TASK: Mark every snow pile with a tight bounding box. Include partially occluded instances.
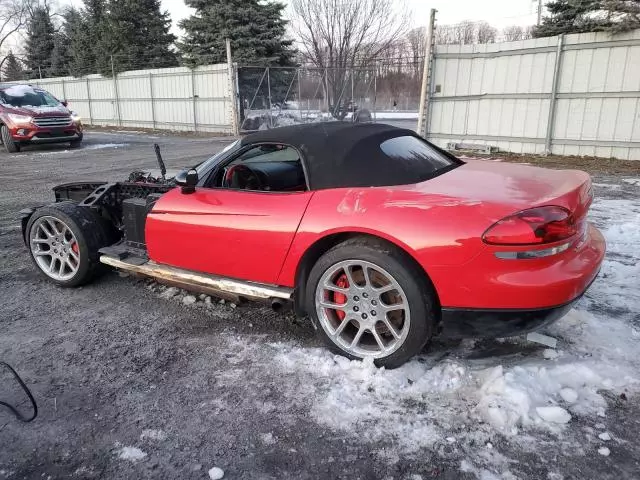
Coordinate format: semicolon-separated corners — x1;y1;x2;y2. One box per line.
4;85;36;97
266;197;640;462
116;446;147;461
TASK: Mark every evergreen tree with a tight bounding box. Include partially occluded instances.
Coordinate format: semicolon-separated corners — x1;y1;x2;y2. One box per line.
603;0;640;32
49;33;71;77
533;0;613;37
179;0;296;111
65;6;94;77
97;0;179;75
179;0;295;66
3;51;24;81
25;5;55;78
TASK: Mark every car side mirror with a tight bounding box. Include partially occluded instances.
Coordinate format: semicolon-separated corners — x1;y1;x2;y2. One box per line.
175;168;198;194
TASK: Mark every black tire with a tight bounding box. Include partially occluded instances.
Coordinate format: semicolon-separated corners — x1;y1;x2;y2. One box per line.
306;237;436;369
25;201;114;287
69;134;83;148
1;125;20;153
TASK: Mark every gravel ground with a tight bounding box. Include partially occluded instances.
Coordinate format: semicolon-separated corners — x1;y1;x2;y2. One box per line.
1;131;639;480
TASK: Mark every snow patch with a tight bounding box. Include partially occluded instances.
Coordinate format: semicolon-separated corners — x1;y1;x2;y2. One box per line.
622;178;640;186
140;429;167;441
82;143;128;150
598;447;611;456
4;85;36;97
208;466;224;479
598;432;611;441
535;406;572;424
116;446;147;461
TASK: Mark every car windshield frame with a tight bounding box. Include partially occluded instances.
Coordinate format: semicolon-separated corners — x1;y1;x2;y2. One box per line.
195;139;241;175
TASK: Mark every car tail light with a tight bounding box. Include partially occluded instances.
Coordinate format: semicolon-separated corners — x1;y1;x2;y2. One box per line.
483;206;577;246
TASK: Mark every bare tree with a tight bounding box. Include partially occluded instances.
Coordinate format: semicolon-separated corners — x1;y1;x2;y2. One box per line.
290;0;409;118
502;25;534;41
0;0;35;76
476;21;497;44
406;27;425;76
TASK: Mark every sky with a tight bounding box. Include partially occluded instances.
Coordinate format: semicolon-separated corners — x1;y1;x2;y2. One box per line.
97;0;541;36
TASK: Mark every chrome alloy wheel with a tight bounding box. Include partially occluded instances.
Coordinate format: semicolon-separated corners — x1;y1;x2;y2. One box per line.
29;216;80;281
315;260;411;358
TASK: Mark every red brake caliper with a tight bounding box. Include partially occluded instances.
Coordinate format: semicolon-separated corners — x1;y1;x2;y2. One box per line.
332;274;349;321
71;243;79;254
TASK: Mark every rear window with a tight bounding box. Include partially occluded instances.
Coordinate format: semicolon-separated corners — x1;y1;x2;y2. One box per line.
380;135;458;176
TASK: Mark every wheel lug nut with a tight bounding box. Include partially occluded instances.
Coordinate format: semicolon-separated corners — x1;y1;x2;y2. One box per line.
361;313;368;319
371;311;377;316
353;306;359;312
353;296;359;301
363;292;368;298
371;300;377;306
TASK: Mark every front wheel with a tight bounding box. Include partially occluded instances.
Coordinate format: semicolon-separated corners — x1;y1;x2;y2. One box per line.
1;125;20;153
69;134;83;148
26;202;114;287
306;238;436;369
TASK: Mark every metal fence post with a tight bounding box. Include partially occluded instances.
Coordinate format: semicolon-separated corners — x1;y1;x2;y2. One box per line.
297;68;302;122
86;77;93;124
110;56;122;127
266;66;272;128
545;34;565;155
226;38;239;136
417;8;437;137
61;78;67;102
149;73;156;129
191;69;198;132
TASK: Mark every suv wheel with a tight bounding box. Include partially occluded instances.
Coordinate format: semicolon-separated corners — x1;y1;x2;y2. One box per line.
306;237;436;368
69;134;83;148
1;125;20;153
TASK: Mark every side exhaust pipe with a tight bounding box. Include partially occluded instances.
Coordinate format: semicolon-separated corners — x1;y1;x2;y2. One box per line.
271;298;292;313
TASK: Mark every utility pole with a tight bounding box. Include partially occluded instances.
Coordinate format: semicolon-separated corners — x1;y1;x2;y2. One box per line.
417;8;436;138
225;38;239;136
536;0;543;25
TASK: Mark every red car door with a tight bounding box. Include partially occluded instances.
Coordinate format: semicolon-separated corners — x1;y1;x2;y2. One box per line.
145;188;313;285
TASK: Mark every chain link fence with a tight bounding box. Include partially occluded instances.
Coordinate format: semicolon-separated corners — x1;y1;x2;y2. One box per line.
237;65;422;132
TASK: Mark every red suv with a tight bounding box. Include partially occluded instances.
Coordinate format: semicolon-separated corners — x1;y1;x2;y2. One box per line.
0;84;83;153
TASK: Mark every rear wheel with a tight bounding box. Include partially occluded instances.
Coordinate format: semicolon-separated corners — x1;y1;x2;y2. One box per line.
306;238;436;368
1;125;20;153
26;202;113;287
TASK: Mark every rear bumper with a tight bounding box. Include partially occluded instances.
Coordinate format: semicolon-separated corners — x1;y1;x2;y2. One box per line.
436;223;605;338
439;271;597;338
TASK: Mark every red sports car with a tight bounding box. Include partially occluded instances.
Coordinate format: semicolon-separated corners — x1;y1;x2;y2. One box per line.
20;123;605;368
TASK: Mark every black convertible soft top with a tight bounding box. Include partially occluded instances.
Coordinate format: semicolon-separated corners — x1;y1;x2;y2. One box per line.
241;122;458;190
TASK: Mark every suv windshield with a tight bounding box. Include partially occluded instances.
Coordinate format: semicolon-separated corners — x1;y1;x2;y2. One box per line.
1;86;60;108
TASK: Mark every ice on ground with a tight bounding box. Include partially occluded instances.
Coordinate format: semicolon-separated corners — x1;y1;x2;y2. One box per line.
598;432;611;441
535;406;572;424
140;429;167;441
82;143;128;150
622;178;640;186
260;432;276;445
4;85;36;97
208;466;224;479
116;446;147;461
